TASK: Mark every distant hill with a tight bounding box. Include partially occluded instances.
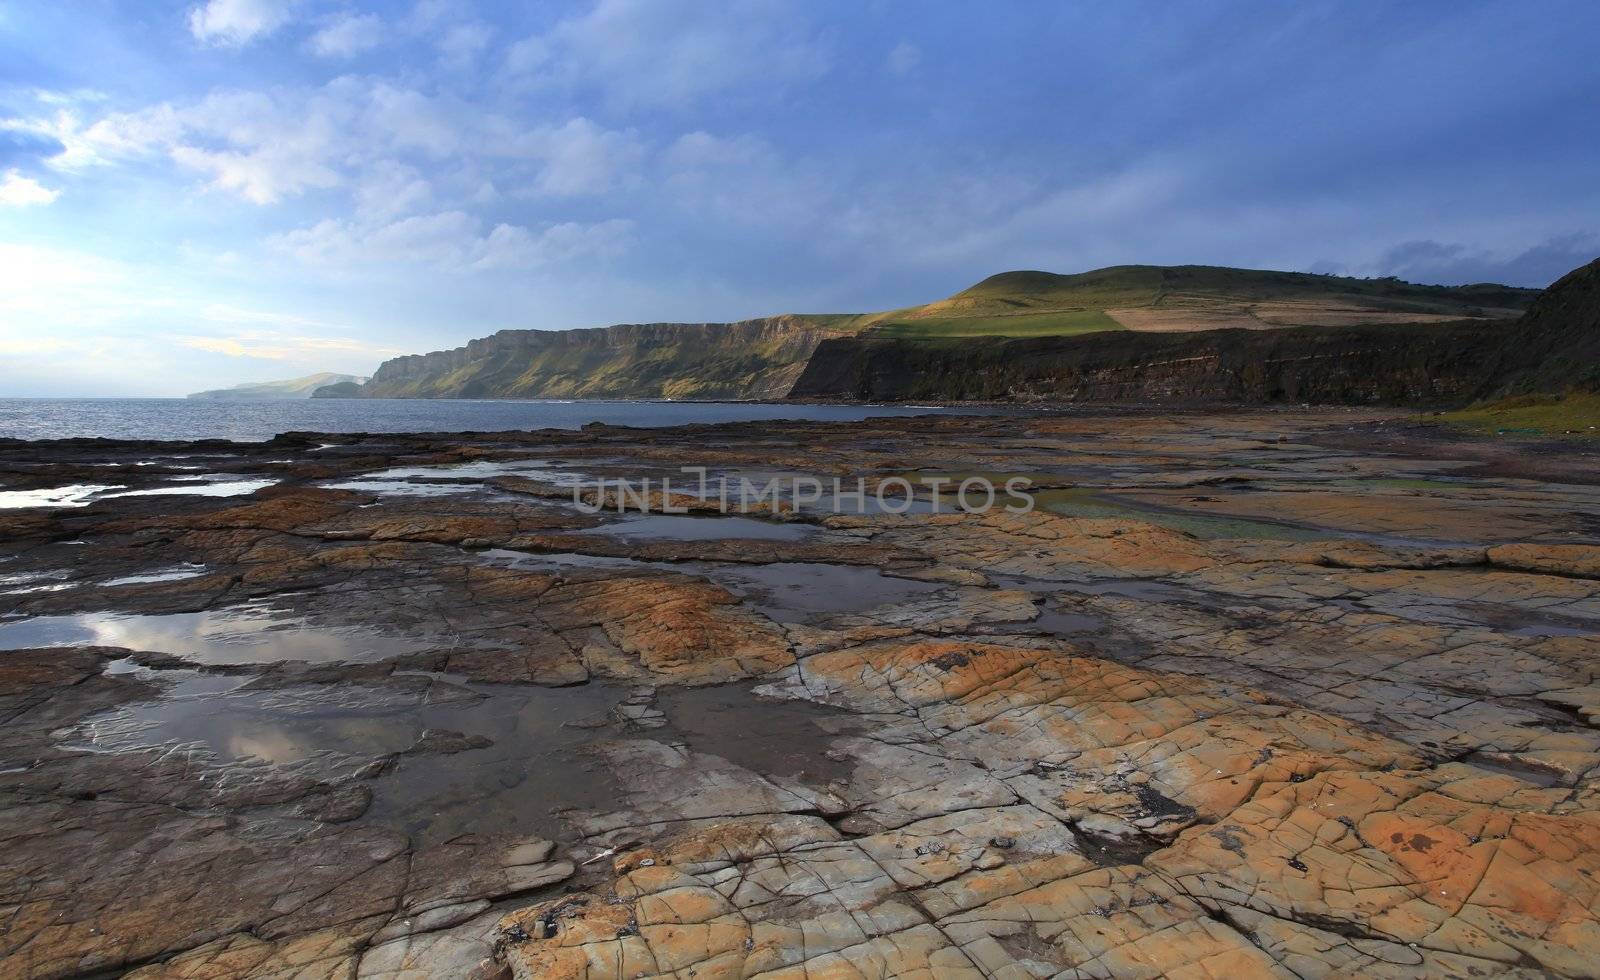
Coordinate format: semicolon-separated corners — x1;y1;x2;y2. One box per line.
326;265;1535;401
852;265;1538;339
188;372;367;400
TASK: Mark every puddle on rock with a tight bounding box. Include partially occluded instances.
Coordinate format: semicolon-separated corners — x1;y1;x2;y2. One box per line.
65;665;630;843
320;478;480;497
1030;605;1109;636
479;548;675;573
328;460;595;498
992;573;1206;605
1034;488;1325;541
0;602;434;665
657;682;860;785
102;478;277;499
103;565;209;587
363;680;628;844
480;550;948;621
0;484;123;509
708;562;946;621
576;513;815;541
1460;751;1569;788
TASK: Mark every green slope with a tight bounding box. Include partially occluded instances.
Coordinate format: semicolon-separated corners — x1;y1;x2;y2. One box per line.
855;264;1538;340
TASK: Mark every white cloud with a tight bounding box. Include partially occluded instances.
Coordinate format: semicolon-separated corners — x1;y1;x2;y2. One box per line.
360;82;459;156
269;211;632;270
516;118;644;197
172;143;340;204
354;160;432;219
886;41;921;76
474;219;634;269
664;131;772;172
0;169;59;206
6;82;644;207
525;0;830;110
438;22;493;71
406;0;452;32
188;0;296;47
308;12;383;58
177;330;401;360
503;34;550;76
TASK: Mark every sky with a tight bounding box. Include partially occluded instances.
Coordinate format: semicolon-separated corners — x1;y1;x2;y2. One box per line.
2;0;1598;396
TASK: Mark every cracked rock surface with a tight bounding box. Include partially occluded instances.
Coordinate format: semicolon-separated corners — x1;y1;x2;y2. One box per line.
0;408;1597;977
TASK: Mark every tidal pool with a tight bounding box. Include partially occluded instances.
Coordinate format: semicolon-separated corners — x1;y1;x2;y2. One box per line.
102;565;209;587
101;478;277;498
0;603;434;665
320;478;480;497
574;513;815;541
62;666;630;843
658;682;859;785
708;561;947;620
0;484;122;509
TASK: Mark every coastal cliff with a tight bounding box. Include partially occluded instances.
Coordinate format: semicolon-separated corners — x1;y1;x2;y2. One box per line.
790;258;1598;405
787;319;1517;405
318;264;1540;404
318;316;847;400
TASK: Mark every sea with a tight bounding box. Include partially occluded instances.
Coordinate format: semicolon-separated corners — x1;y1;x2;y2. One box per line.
0;398;980;443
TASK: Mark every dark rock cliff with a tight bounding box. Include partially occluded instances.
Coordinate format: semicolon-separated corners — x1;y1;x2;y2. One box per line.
1483;257;1600;396
789;257;1599;406
788;320;1516;405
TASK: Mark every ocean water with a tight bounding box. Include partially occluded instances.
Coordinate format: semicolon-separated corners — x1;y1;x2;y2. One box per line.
0;398;973;443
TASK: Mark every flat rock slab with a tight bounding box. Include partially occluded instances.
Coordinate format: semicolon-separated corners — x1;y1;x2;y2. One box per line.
1;409;1597;977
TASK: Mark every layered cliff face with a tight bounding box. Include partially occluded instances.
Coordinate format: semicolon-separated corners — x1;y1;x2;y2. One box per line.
789;319;1520;405
321;316;845;400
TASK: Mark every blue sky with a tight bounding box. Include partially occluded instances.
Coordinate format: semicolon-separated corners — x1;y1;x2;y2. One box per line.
2;0;1598;396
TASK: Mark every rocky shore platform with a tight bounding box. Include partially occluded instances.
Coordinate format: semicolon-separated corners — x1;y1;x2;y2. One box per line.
2;408;1598;978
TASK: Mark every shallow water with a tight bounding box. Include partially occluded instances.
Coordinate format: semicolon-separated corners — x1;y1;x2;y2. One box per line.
362;679;629;843
102;566;210;587
64;665;631;843
709;561;947;620
0;603;434;665
576;513;815;541
658;682;858;785
478;548;675;573
0;397;976;442
480;548;948;619
0;484;122;509
1034;487;1325;541
1030;605;1109;636
320;478;481;497
101;478;278;498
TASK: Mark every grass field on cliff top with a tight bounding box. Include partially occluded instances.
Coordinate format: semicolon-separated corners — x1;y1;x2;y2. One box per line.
849;265;1532;340
866;308;1126;339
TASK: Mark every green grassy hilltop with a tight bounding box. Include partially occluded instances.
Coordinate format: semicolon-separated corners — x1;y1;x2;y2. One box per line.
850;265;1535;340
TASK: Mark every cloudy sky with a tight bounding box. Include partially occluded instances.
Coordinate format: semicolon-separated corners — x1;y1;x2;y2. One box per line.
2;0;1598;396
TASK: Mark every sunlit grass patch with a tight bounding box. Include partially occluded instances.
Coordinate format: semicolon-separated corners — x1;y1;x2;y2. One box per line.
1432;392;1600;437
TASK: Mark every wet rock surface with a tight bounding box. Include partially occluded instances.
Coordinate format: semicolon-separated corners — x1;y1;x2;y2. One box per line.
1;408;1598;977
